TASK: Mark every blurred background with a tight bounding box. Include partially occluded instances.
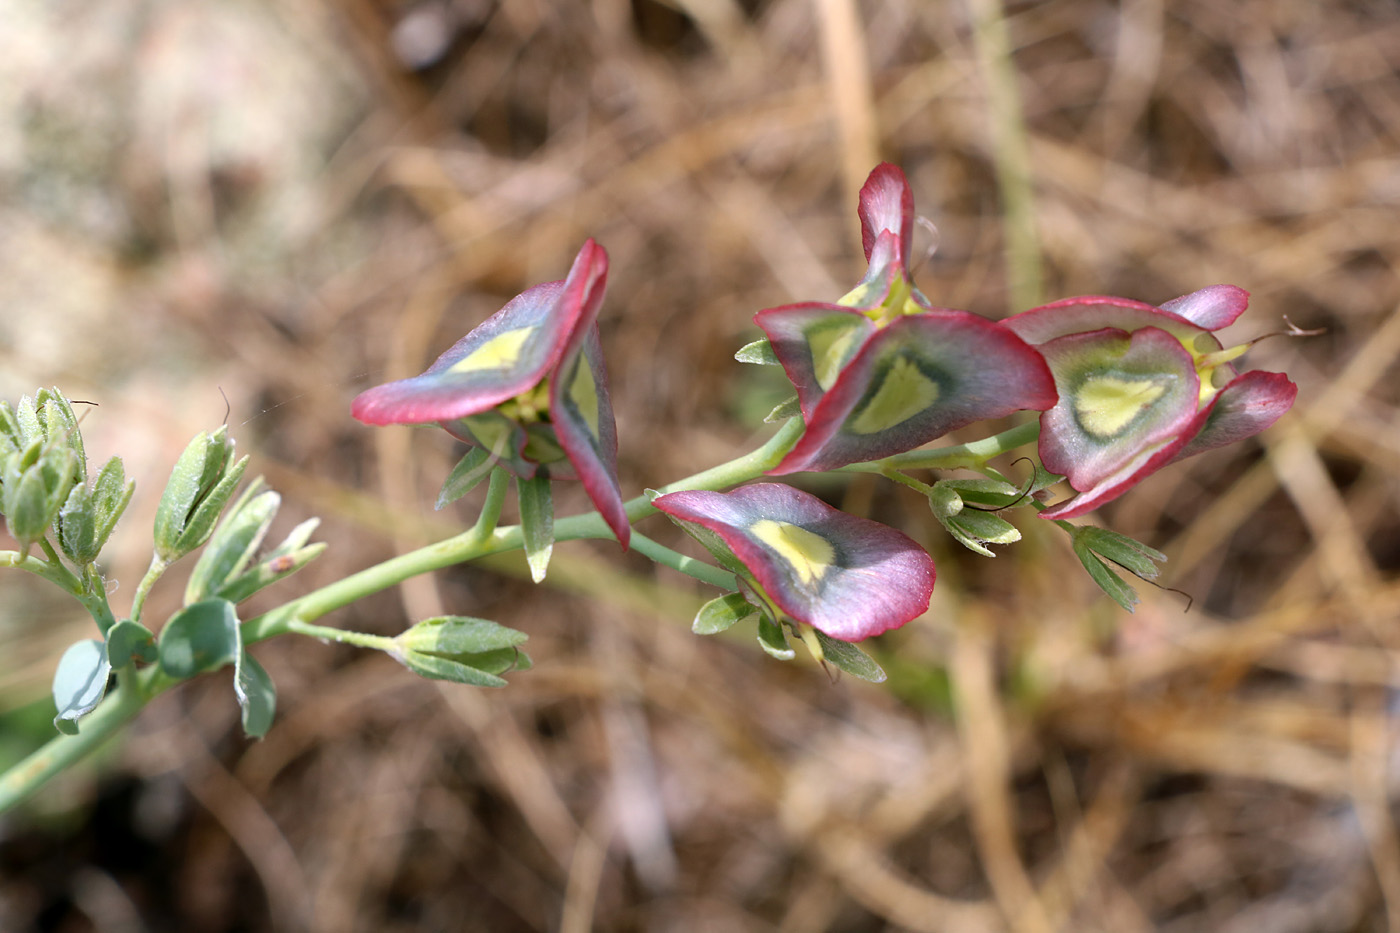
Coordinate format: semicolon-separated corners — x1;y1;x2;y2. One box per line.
2;0;1399;930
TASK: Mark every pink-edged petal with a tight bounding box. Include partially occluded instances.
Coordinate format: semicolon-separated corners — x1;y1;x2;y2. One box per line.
351;240;607;425
770;313;1057;474
1169;370;1297;464
1002;295;1215;351
441;412;538;478
1160;285;1250;331
858;163;915;266
550;324;630;548
1037;326;1200;492
755;303;876;419
1039;434;1187;520
653;484;935;641
840;230;904;309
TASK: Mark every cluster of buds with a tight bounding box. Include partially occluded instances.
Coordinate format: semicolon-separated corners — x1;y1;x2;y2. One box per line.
351;163;1299;672
1;388;132;565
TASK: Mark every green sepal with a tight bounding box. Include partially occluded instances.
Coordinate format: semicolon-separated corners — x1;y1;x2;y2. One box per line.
811;629;887;683
105;618;157;667
36;390;86;478
185;479;279;604
436;447;494;510
215;532;326;605
158;598;241;678
939;509;1022;558
393;616;532;687
756;613;795;660
52;639;110;735
153;426;245;562
3;444;78;555
234;651;276;738
57;483;98;565
735;338;780;365
692;592;756;635
90;456;135;551
517;475;554;583
14;396;41;448
764;395;802;424
0;400;22;457
936;477;1023;509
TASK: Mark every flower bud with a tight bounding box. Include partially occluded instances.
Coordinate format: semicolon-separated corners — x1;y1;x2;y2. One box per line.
391;616;531;687
153;426;248;562
186;477;324;604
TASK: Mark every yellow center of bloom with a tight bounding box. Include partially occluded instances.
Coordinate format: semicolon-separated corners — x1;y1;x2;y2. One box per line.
1074;375;1167;437
567;356;600;437
449;328;533;374
849;356;940;434
809;325;864;391
750;520;834;587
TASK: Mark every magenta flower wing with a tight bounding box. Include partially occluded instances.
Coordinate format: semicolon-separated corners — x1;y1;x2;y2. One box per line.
858;163;915;265
351;240;606;426
770;312;1058;474
755;304;876;419
1035;327;1202;519
1159;284;1250;331
1002;296;1217;352
1168;369;1297;464
550;323;630;548
653;484;935;642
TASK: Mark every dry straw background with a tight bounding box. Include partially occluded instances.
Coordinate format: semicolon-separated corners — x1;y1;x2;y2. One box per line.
3;0;1400;930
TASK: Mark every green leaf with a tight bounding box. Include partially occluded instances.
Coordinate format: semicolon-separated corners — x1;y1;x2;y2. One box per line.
518;475;554;583
158;598;241;678
1071;536;1140;611
105;619;157;667
692;592;756;635
52;639;110;734
216;539;326;605
435;447;494;510
764;395;802;423
812;630;887;683
234;651;276;738
756;614;795;660
1074;526;1165;580
735;338;780;365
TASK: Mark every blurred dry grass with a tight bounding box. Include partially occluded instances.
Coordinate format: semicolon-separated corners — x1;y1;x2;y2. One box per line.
2;0;1399;930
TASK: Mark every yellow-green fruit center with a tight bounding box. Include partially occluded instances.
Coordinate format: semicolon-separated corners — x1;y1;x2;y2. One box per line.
750;520;834;587
1074;375;1167;437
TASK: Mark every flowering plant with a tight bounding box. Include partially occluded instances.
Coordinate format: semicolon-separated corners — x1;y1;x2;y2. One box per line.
0;163;1303;808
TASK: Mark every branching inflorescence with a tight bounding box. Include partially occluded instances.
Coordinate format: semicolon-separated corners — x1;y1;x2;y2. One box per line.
0;164;1300;809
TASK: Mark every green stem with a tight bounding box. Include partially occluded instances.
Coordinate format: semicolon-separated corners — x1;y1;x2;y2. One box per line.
0;418;805;813
629;531;736;590
1;549;83;595
129;554;168;625
75;565;120;637
283;618;396;651
0;663;169;813
849;420;1041;472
